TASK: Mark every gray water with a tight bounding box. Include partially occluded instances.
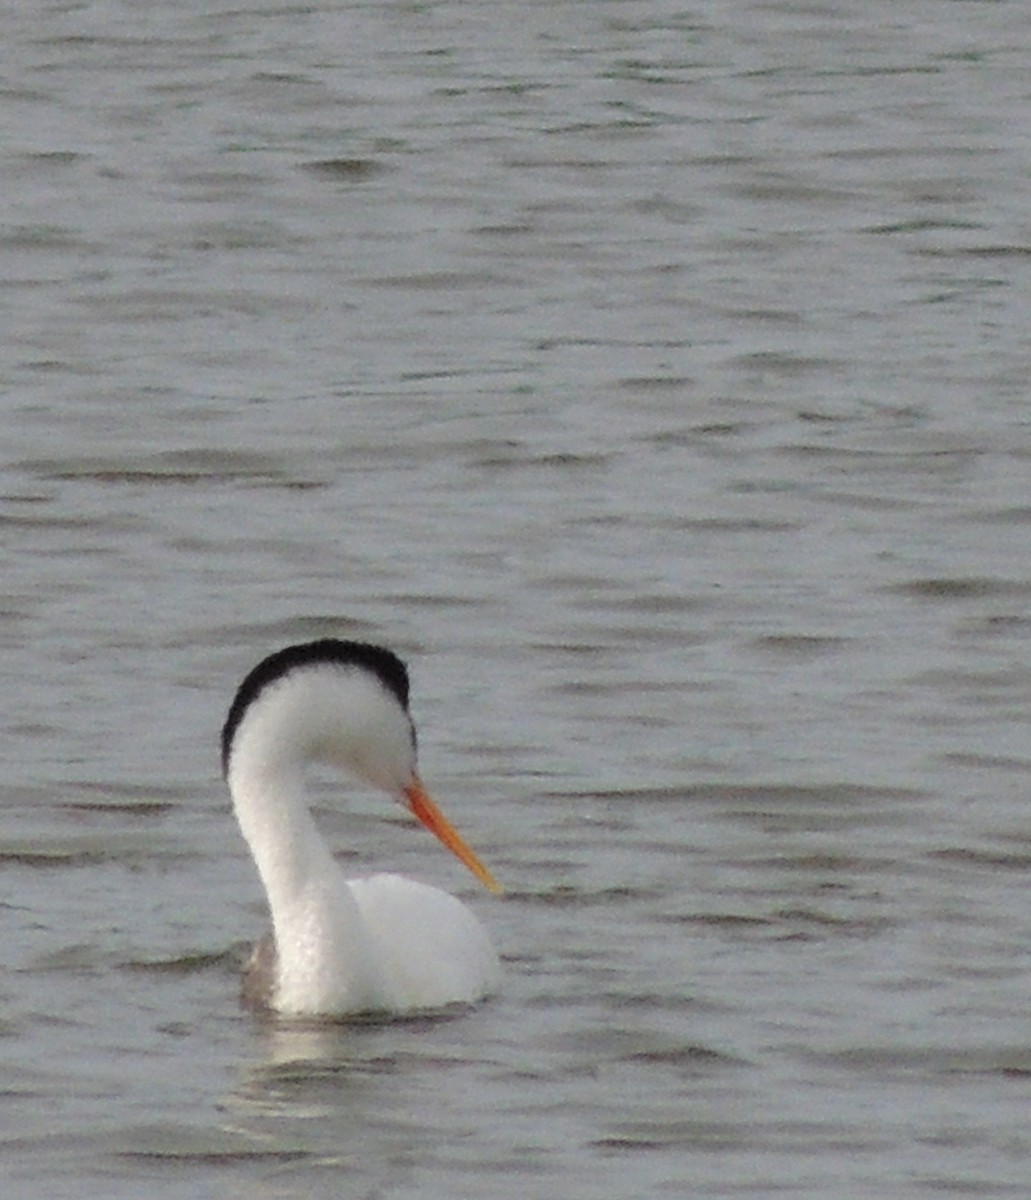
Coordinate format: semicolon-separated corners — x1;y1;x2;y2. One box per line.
2;1;1029;1196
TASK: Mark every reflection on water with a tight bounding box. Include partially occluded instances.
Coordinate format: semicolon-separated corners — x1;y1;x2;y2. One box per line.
2;0;1030;1197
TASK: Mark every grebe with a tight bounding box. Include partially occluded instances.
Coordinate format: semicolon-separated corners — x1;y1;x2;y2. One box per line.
221;639;501;1017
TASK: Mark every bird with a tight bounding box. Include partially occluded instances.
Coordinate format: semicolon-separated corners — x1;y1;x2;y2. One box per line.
221;638;501;1018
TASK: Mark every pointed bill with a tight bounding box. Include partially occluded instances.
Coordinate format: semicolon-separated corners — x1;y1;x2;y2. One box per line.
403;778;502;894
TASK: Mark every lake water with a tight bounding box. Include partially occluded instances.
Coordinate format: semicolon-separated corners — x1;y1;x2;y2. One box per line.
2;1;1029;1196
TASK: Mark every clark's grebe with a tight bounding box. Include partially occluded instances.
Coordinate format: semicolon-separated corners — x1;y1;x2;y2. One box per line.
222;639;501;1017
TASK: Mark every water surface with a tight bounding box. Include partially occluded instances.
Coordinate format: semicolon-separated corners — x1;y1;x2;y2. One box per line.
2;2;1029;1197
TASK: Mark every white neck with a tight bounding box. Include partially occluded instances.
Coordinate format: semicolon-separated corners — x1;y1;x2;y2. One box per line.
229;753;391;1012
229;755;337;913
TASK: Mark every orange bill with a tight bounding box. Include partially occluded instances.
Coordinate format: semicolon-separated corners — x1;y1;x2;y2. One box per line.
403;777;502;894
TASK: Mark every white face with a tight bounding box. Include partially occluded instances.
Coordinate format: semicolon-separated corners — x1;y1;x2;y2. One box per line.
303;666;417;795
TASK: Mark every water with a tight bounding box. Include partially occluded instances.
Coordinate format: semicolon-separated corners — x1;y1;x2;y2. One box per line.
2;1;1029;1196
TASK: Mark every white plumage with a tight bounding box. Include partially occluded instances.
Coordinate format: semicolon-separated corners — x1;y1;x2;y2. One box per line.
222;639;501;1017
